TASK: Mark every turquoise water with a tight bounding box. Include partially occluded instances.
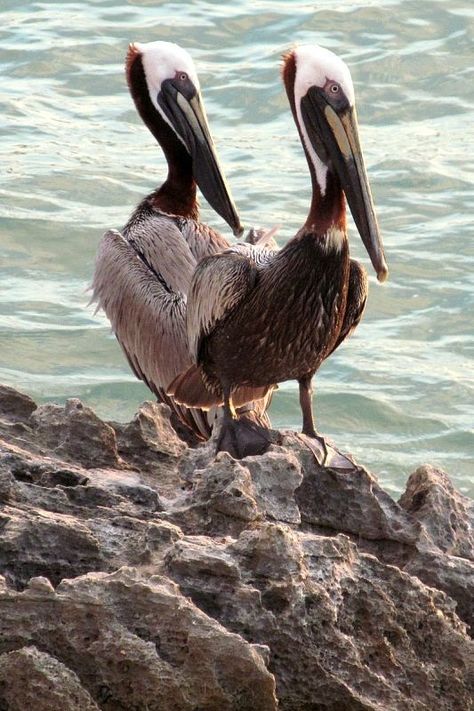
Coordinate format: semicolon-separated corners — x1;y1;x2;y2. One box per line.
1;0;473;498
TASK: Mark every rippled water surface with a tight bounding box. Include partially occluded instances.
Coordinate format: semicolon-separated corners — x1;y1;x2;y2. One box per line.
1;0;473;497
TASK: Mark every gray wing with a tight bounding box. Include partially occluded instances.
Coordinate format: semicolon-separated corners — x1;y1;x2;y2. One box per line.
225;242;278;268
92;229;189;392
123;211;228;295
91;215;228;439
178;216;230;262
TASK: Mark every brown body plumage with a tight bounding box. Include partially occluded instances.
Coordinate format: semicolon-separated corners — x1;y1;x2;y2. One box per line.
169;45;387;457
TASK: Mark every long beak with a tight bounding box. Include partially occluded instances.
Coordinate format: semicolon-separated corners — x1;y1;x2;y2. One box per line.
302;90;388;282
159;83;243;236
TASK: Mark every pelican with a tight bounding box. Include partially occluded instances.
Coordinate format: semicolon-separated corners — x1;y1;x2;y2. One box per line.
92;40;271;442
169;44;388;458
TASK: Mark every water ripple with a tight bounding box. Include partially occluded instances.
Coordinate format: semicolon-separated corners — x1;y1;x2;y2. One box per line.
1;0;473;496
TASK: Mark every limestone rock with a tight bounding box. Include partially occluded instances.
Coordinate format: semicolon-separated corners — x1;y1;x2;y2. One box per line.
31;398;120;468
399;464;474;559
171;453;261;535
113;400;187;462
167;524;473;711
0;504;103;588
0;567;277;711
0;646;100;711
289;433;420;543
0;384;472;710
404;549;474;637
244;449;303;524
170;449;303;536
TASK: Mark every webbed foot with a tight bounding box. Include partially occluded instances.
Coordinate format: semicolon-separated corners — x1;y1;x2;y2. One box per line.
216;416;272;459
297;432;355;470
298;431;329;466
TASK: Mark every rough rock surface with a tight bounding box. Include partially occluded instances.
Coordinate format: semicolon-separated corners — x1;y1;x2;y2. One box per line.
0;384;472;711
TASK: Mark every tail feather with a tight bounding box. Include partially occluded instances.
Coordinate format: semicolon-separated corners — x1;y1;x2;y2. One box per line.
168;365;273;415
168;365;223;410
231;384;273;409
239;386;276;428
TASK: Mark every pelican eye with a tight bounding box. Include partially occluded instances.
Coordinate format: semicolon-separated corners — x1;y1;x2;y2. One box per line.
329;83;340;94
179;72;188;81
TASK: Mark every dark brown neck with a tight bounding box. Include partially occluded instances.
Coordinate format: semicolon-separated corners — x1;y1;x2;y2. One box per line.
305;169;346;234
152;172;199;220
126;46;199;220
282;51;346;236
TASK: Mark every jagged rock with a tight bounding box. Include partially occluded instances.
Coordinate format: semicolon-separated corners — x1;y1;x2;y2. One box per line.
113;401;187;462
404;549;474;637
289;434;420;543
171;453;261;535
182;525;474;710
399;464;474;559
167;524;473;711
0;567;277;711
31;399;120;468
170;449;303;536
0;646;100;711
396;465;474;635
244;449;303;524
0;504;103;588
0;384;472;710
0;384;37;421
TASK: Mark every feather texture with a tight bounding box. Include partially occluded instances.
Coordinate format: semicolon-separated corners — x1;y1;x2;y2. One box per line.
91;206;228;440
187;242;279;364
92;206;274;439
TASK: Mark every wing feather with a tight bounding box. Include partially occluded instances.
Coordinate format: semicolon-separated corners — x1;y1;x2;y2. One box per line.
178;217;229;262
186;250;261;364
91;229;211;439
326;259;368;357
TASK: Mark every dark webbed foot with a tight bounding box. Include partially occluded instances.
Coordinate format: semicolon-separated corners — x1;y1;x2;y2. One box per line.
299;430;329;466
216;416;272;459
297;432;355;470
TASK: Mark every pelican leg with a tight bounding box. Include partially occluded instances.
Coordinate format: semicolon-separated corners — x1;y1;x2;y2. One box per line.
216;384;271;459
298;375;328;464
216;385;238;454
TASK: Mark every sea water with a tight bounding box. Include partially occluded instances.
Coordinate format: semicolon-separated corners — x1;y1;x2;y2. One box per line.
1;0;473;497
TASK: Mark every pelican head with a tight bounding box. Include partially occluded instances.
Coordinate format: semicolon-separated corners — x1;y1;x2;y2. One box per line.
127;41;243;236
284;45;388;282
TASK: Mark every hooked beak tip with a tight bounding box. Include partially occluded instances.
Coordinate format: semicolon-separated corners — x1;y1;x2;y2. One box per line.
377;263;389;283
233;224;244;238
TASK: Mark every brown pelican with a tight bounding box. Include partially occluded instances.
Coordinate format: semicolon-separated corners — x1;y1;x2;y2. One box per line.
92;40;270;442
169;44;388;458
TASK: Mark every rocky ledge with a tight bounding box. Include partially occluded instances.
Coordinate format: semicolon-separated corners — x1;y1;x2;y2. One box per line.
0;384;472;711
